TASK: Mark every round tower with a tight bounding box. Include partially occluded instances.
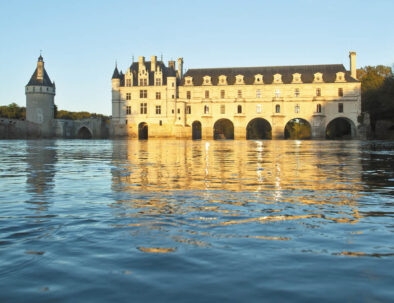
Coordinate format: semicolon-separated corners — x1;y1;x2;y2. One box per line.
25;55;56;137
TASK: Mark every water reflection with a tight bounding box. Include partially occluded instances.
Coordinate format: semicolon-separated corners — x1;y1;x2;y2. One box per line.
110;140;364;246
25;140;57;213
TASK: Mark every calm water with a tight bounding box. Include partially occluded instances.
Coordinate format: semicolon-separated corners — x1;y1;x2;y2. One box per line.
0;139;393;302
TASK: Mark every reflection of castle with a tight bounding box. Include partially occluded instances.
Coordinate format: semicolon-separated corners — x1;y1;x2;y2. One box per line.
111;52;363;140
111;140;363;223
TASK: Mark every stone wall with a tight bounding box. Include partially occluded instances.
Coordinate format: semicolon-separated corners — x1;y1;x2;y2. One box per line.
0;118;41;139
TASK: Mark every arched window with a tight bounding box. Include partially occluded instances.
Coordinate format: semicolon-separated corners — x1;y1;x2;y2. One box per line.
204;105;209;114
237;105;242;114
275;104;280;113
317;104;322;113
295;104;300;113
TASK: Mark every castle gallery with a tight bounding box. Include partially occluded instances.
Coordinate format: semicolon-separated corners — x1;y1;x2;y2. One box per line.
111;52;362;140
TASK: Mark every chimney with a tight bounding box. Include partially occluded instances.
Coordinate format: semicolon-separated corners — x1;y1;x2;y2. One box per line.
138;56;145;70
349;51;357;79
151;56;157;72
177;57;183;79
168;60;175;70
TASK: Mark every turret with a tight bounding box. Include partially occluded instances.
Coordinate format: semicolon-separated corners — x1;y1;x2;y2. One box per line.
112;64;120;90
25;55;55;137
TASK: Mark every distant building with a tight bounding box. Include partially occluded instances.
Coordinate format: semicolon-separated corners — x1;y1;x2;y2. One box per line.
111;52;363;139
25;55;56;137
23;56;108;139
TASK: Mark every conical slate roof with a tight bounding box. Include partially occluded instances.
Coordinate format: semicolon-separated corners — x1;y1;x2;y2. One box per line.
112;66;120;79
26;68;54;87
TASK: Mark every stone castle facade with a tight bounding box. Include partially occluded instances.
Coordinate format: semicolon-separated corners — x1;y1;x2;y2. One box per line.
111;52;363;140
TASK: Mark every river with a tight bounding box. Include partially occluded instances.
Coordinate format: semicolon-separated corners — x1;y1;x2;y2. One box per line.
0;139;393;302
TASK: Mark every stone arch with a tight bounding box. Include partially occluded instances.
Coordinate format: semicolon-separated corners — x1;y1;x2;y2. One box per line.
138;122;148;140
77;126;92;139
326;117;356;139
246;118;272;140
214;118;234;140
192;121;202;140
284;118;311;139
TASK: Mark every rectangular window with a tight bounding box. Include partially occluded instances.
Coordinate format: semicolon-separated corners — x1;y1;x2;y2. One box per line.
156;105;161;115
126;106;131;115
155;78;161;86
316;88;321;97
220;90;225;99
126;93;131;100
220;105;225;114
275;89;280;98
276;104;280;113
256;89;261;98
156;92;161;100
205;90;209;98
338;103;344;113
256;104;261;113
238;90;242;98
187;91;191;99
186;106;191;114
295;88;300;97
139;90;147;98
338;88;343;97
140;103;147;114
144;79;147;86
126;79;131;87
177;108;180;114
295;104;300;113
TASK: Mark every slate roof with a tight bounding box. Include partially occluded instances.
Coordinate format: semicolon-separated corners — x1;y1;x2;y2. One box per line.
181;64;358;86
26;67;54;87
120;61;177;86
112;66;120;79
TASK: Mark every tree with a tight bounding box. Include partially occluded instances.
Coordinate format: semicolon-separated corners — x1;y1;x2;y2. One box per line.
357;65;394;129
0;103;26;119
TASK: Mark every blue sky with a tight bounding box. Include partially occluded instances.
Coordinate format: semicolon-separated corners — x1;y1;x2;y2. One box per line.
0;0;393;115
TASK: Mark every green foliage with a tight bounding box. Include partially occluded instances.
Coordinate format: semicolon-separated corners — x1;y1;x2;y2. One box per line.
56;109;109;120
0;103;26;119
284;119;311;139
358;65;394;128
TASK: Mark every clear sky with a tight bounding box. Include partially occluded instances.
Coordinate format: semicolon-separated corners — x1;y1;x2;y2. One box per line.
0;0;393;115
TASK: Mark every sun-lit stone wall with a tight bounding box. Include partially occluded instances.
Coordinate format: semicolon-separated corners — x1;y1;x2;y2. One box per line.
111;53;362;139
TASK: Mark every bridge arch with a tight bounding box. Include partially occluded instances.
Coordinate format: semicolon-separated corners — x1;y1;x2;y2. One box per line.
192;121;202;140
284;118;311;139
246;118;272;139
326;117;356;139
77;126;92;139
214;118;234;140
138;122;148;140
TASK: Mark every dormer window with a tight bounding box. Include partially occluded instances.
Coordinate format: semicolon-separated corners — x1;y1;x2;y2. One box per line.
335;72;346;82
292;73;302;83
235;75;244;84
254;74;263;84
273;74;282;84
203;76;212;85
313;73;323;83
185;76;193;86
218;75;227;85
